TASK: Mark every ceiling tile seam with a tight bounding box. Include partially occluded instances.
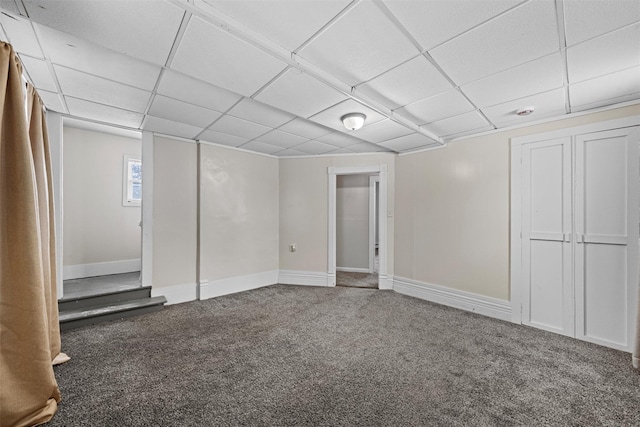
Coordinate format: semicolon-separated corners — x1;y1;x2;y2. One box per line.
198;139;279;159
64;94;147;116
370;2;497;131
61;112;143;133
425;0;531;52
170;0;443;144
476;86;566;111
30;22;69;114
14;0;27;17
141;11;193;125
564;18;640;49
249;65;291;99
52;63;156;94
352;52;423;89
193;97;248;140
292;0;361;54
555;0;571;114
568;64;640;87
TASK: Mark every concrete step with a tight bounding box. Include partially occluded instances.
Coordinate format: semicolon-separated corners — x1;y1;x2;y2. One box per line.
59;296;167;331
59;286;152;312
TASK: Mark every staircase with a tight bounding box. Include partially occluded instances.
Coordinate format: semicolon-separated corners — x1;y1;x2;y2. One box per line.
59;286;167;331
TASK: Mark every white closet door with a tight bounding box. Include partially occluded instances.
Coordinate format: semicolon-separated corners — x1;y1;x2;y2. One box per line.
522;137;573;336
574;127;639;350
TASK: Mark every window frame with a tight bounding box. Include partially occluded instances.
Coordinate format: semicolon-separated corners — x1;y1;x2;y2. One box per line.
122;154;142;207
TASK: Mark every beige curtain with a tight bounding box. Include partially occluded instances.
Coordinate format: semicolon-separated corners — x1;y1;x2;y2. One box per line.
0;42;65;426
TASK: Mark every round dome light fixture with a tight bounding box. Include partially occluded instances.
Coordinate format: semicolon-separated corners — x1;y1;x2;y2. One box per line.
341;112;367;130
516;106;535;116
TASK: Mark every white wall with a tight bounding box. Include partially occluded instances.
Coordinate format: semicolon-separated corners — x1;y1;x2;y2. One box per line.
279;154;395;275
199;143;279;297
394;104;640;301
63;126;141;277
152;136;197;291
336;174;369;270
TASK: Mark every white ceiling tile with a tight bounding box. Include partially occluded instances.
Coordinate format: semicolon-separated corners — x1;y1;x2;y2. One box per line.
142;115;202;139
55;66;152;113
298;1;419;85
481;88;566;127
570;67;640;111
195;0;351;52
423;111;491;137
461;53;564;108
563;0;640;46
37;25;161;91
238;140;283;155
295;140;338;155
20;56;56;92
24;0;184;64
0;1;20;15
0;11;43;58
207;115;271;140
430;1;559;85
172;16;287;97
350;119;413;144
328;148;355;154
357;56;453;109
567;23;640;84
199;129;248;147
274;148;307;157
157;69;242;112
316;132;362;148
278;117;333;139
255;68;346;118
254;129;308;149
66;97;144;129
148;95;222;129
378;133;436;152
395;89;474;125
347;142;393;153
309;99;386;132
383;0;521;50
227;98;294;128
39;89;64;113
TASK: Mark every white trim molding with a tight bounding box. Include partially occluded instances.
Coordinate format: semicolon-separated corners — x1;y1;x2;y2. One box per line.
279;270;330;287
141;131;154;287
151;282;197;305
63;259;141;280
379;275;393;290
336;267;370;273
200;270;279;300
394;276;511;322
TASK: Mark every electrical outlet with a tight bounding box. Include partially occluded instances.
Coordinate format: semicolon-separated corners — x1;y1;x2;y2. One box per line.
289;244;296;253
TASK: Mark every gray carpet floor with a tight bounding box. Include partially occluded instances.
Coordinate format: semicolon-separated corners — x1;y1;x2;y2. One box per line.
50;285;640;426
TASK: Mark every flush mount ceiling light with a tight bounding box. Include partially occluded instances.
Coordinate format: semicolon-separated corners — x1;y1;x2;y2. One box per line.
341;112;366;130
516;106;535;116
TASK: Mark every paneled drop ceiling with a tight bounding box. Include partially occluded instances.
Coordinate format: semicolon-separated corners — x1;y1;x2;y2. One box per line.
0;0;638;157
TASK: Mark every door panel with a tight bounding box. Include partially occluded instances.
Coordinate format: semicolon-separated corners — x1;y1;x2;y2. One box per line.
522;137;573;336
575;127;639;350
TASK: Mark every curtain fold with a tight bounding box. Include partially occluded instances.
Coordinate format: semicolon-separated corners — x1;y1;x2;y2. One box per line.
0;42;62;426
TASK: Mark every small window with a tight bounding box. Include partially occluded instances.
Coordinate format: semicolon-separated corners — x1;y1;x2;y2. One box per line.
123;155;142;206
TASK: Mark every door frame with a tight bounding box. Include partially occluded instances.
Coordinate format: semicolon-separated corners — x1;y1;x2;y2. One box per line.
511;116;640;347
369;175;379;274
328;165;390;289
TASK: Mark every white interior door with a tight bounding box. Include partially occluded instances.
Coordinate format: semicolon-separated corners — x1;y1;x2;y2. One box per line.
574;127;639;350
522;137;573;336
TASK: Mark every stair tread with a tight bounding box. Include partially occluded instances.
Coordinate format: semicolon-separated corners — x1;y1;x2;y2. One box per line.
59;296;167;322
59;285;153;303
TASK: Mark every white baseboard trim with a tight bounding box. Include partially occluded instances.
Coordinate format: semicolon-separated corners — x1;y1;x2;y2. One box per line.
151;282;197;305
393;276;511;322
379;275;394;290
336;267;370;273
200;270;279;300
63;259;141;280
278;270;329;287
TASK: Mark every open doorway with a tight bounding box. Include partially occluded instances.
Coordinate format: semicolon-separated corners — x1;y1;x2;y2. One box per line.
328;165;390;290
61;119;143;299
335;173;378;288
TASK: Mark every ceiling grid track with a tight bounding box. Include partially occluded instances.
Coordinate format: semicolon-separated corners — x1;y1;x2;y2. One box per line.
555;0;572;114
142;9;193;125
166;0;444;145
373;0;496;130
30;23;69;115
